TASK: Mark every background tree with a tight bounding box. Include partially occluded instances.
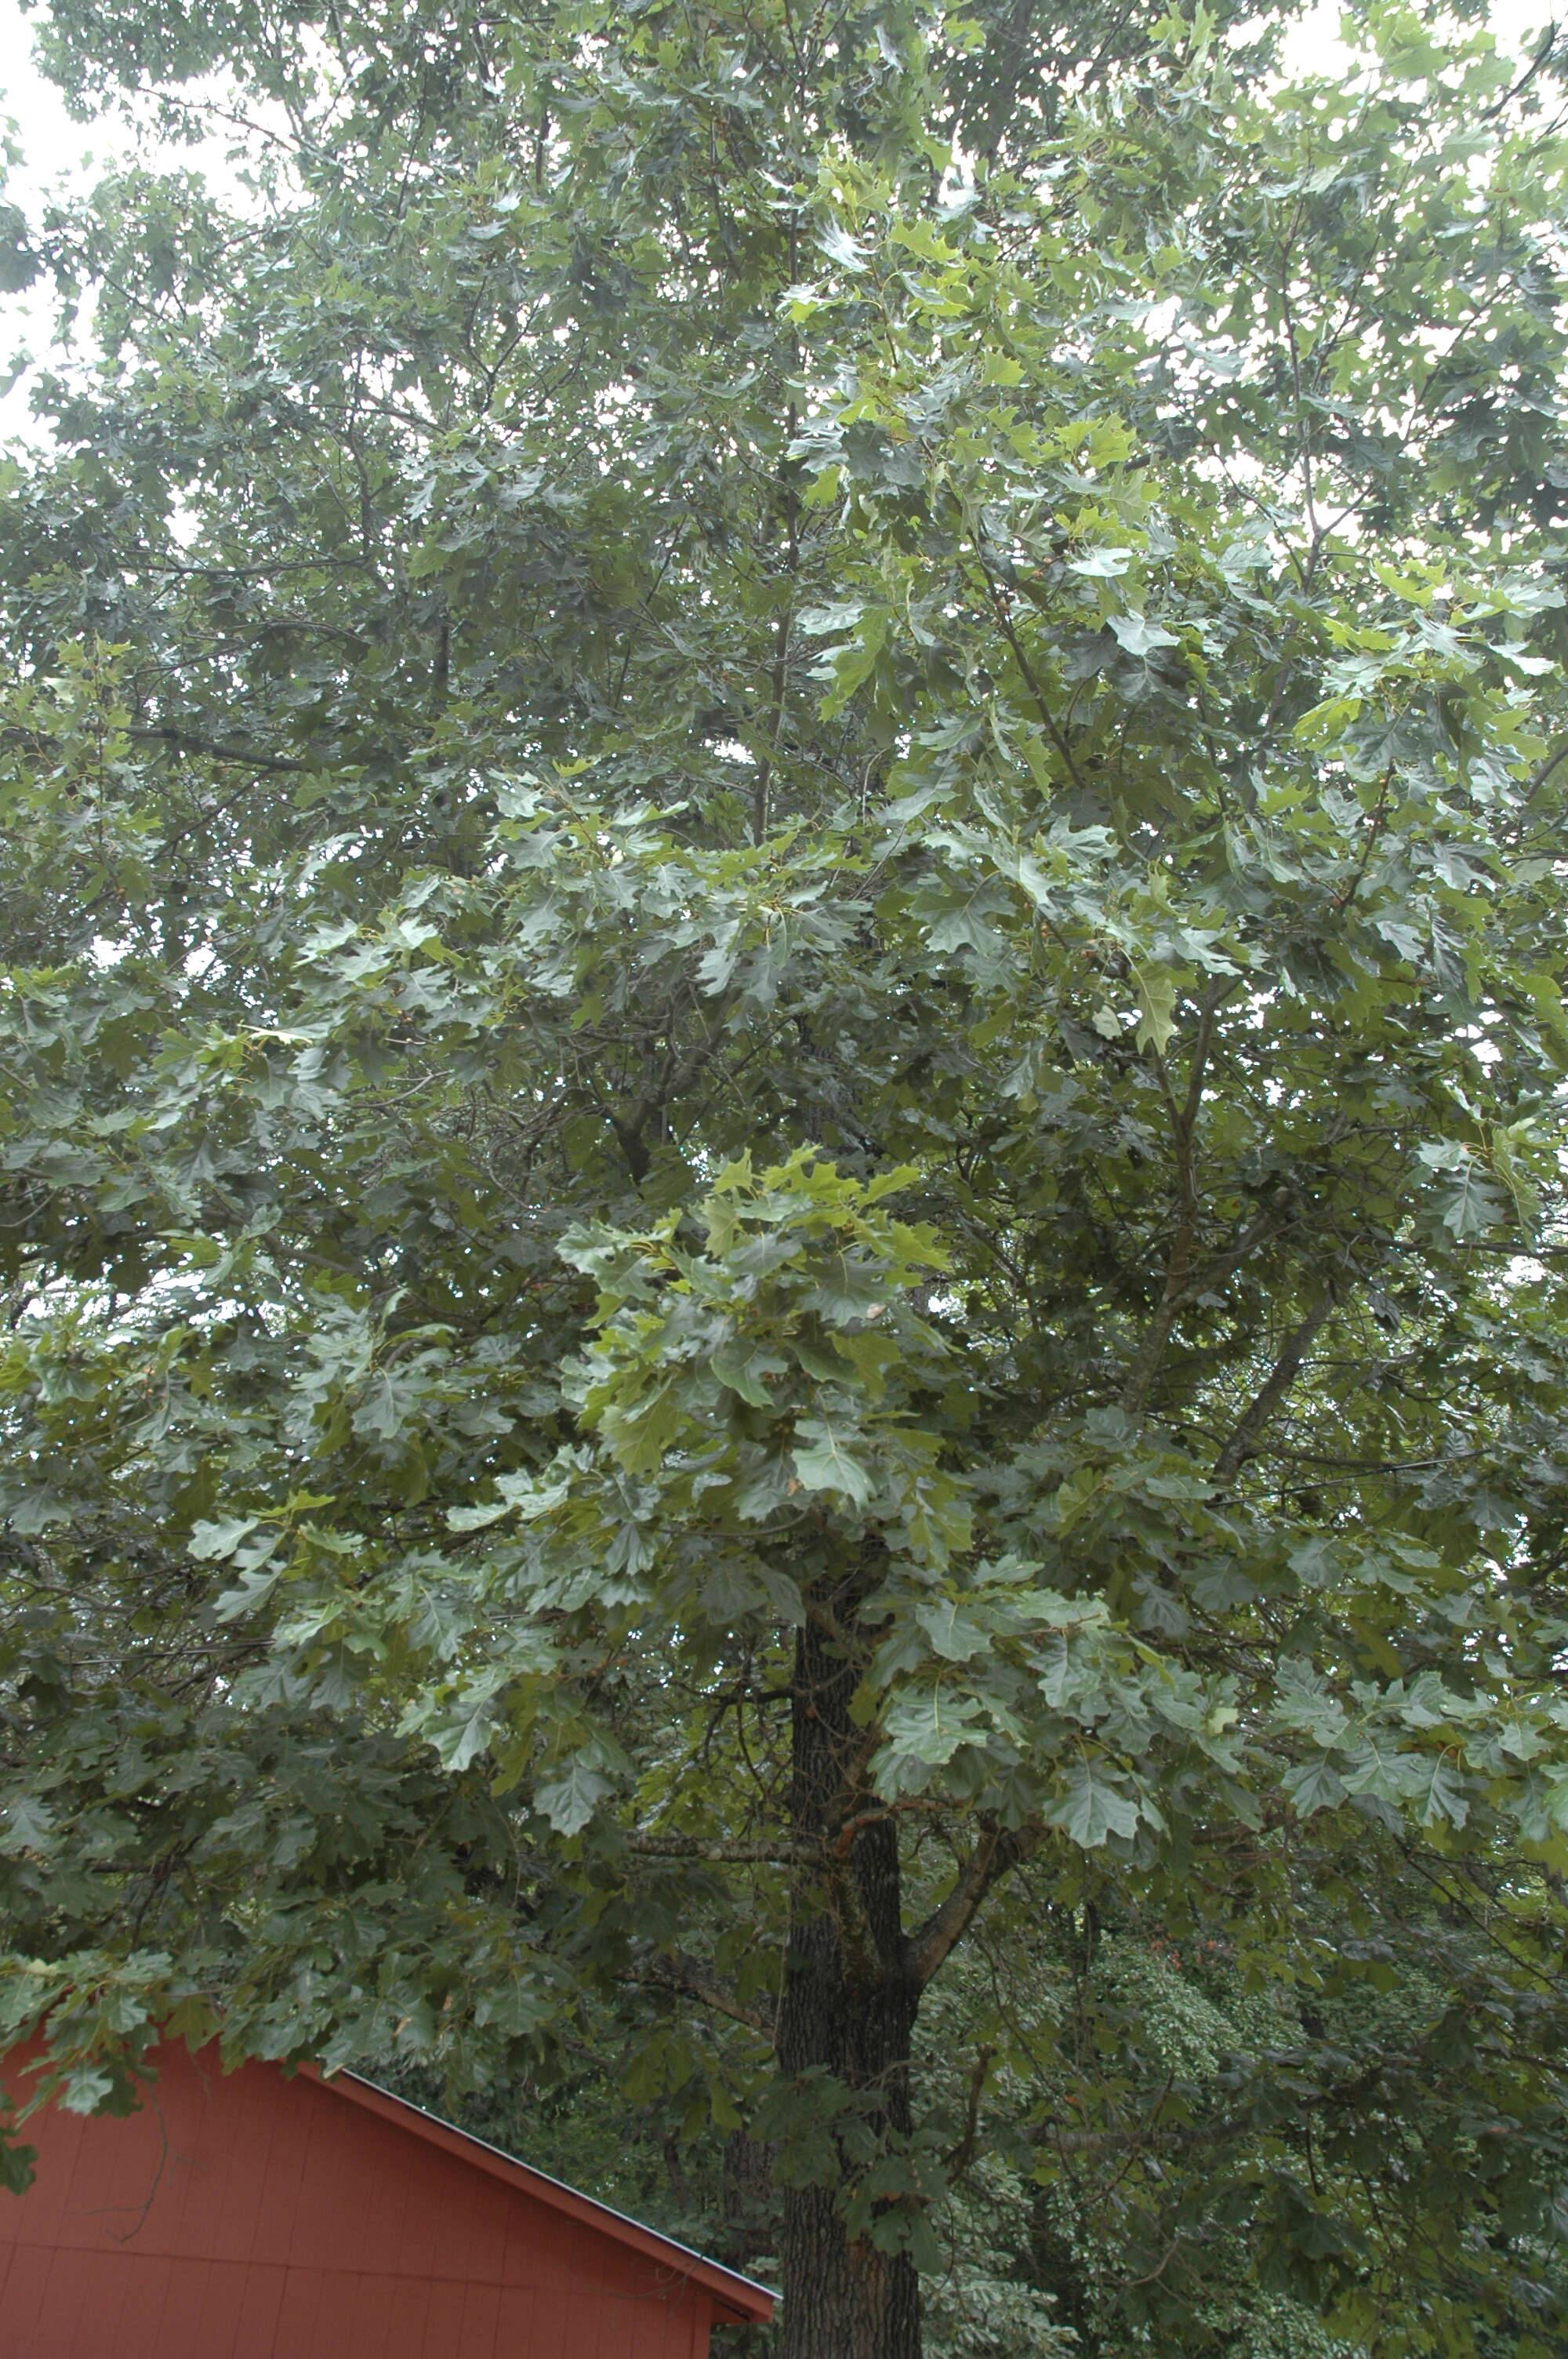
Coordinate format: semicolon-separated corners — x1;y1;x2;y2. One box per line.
3;2;1568;2354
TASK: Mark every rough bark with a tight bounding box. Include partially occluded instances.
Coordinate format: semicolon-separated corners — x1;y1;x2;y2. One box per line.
777;1587;922;2359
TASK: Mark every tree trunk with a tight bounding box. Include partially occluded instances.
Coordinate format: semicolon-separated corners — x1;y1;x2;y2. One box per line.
777;1594;922;2359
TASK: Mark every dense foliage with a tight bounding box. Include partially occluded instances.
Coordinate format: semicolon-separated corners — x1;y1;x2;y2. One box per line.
3;0;1568;2350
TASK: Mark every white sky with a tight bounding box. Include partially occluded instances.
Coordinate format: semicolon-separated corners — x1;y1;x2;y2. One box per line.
0;0;121;431
0;0;266;436
0;0;1555;439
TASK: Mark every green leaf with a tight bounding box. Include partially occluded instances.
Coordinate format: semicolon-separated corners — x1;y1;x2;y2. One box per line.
446;1499;514;1532
792;1419;876;1505
1133;966;1179;1056
0;1794;56;1854
713;1339;787;1405
535;1758;612;1836
913;1598;993;1662
427;1685;503;1773
817;220;869;274
1109;612;1179;656
1413;1754;1469;1828
188;1515;261;1561
1044;1757;1142;1848
1283;1757;1349;1816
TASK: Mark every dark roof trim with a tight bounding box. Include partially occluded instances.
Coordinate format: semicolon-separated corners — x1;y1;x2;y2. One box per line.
303;2064;777;2326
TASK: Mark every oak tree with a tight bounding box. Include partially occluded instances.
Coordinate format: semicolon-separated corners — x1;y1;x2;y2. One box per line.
3;2;1568;2351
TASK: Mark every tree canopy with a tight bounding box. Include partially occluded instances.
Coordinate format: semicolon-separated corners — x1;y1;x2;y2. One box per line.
3;2;1568;2352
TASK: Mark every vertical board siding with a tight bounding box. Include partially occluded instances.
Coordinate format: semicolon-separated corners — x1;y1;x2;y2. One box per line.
0;2238;52;2348
0;2042;764;2357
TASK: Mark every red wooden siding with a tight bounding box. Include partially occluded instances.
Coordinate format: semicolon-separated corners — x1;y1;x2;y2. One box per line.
0;2043;771;2358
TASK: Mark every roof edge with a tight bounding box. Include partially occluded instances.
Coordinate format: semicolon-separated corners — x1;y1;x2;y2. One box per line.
303;2063;777;2325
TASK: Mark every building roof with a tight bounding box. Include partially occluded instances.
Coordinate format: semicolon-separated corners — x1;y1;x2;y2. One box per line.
310;2064;776;2328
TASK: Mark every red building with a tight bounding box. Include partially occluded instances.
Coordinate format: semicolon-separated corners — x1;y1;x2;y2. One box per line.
0;2042;774;2357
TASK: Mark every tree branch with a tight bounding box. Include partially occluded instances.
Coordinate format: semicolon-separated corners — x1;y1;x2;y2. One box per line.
630;1952;773;2035
1211;1292;1336;1488
626;1835;815;1864
753;601;791;845
1122;1204;1287;1418
131;725;307;775
906;1820;1033;1988
942;2044;996;2178
1118;983;1236;1416
980;569;1091;797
